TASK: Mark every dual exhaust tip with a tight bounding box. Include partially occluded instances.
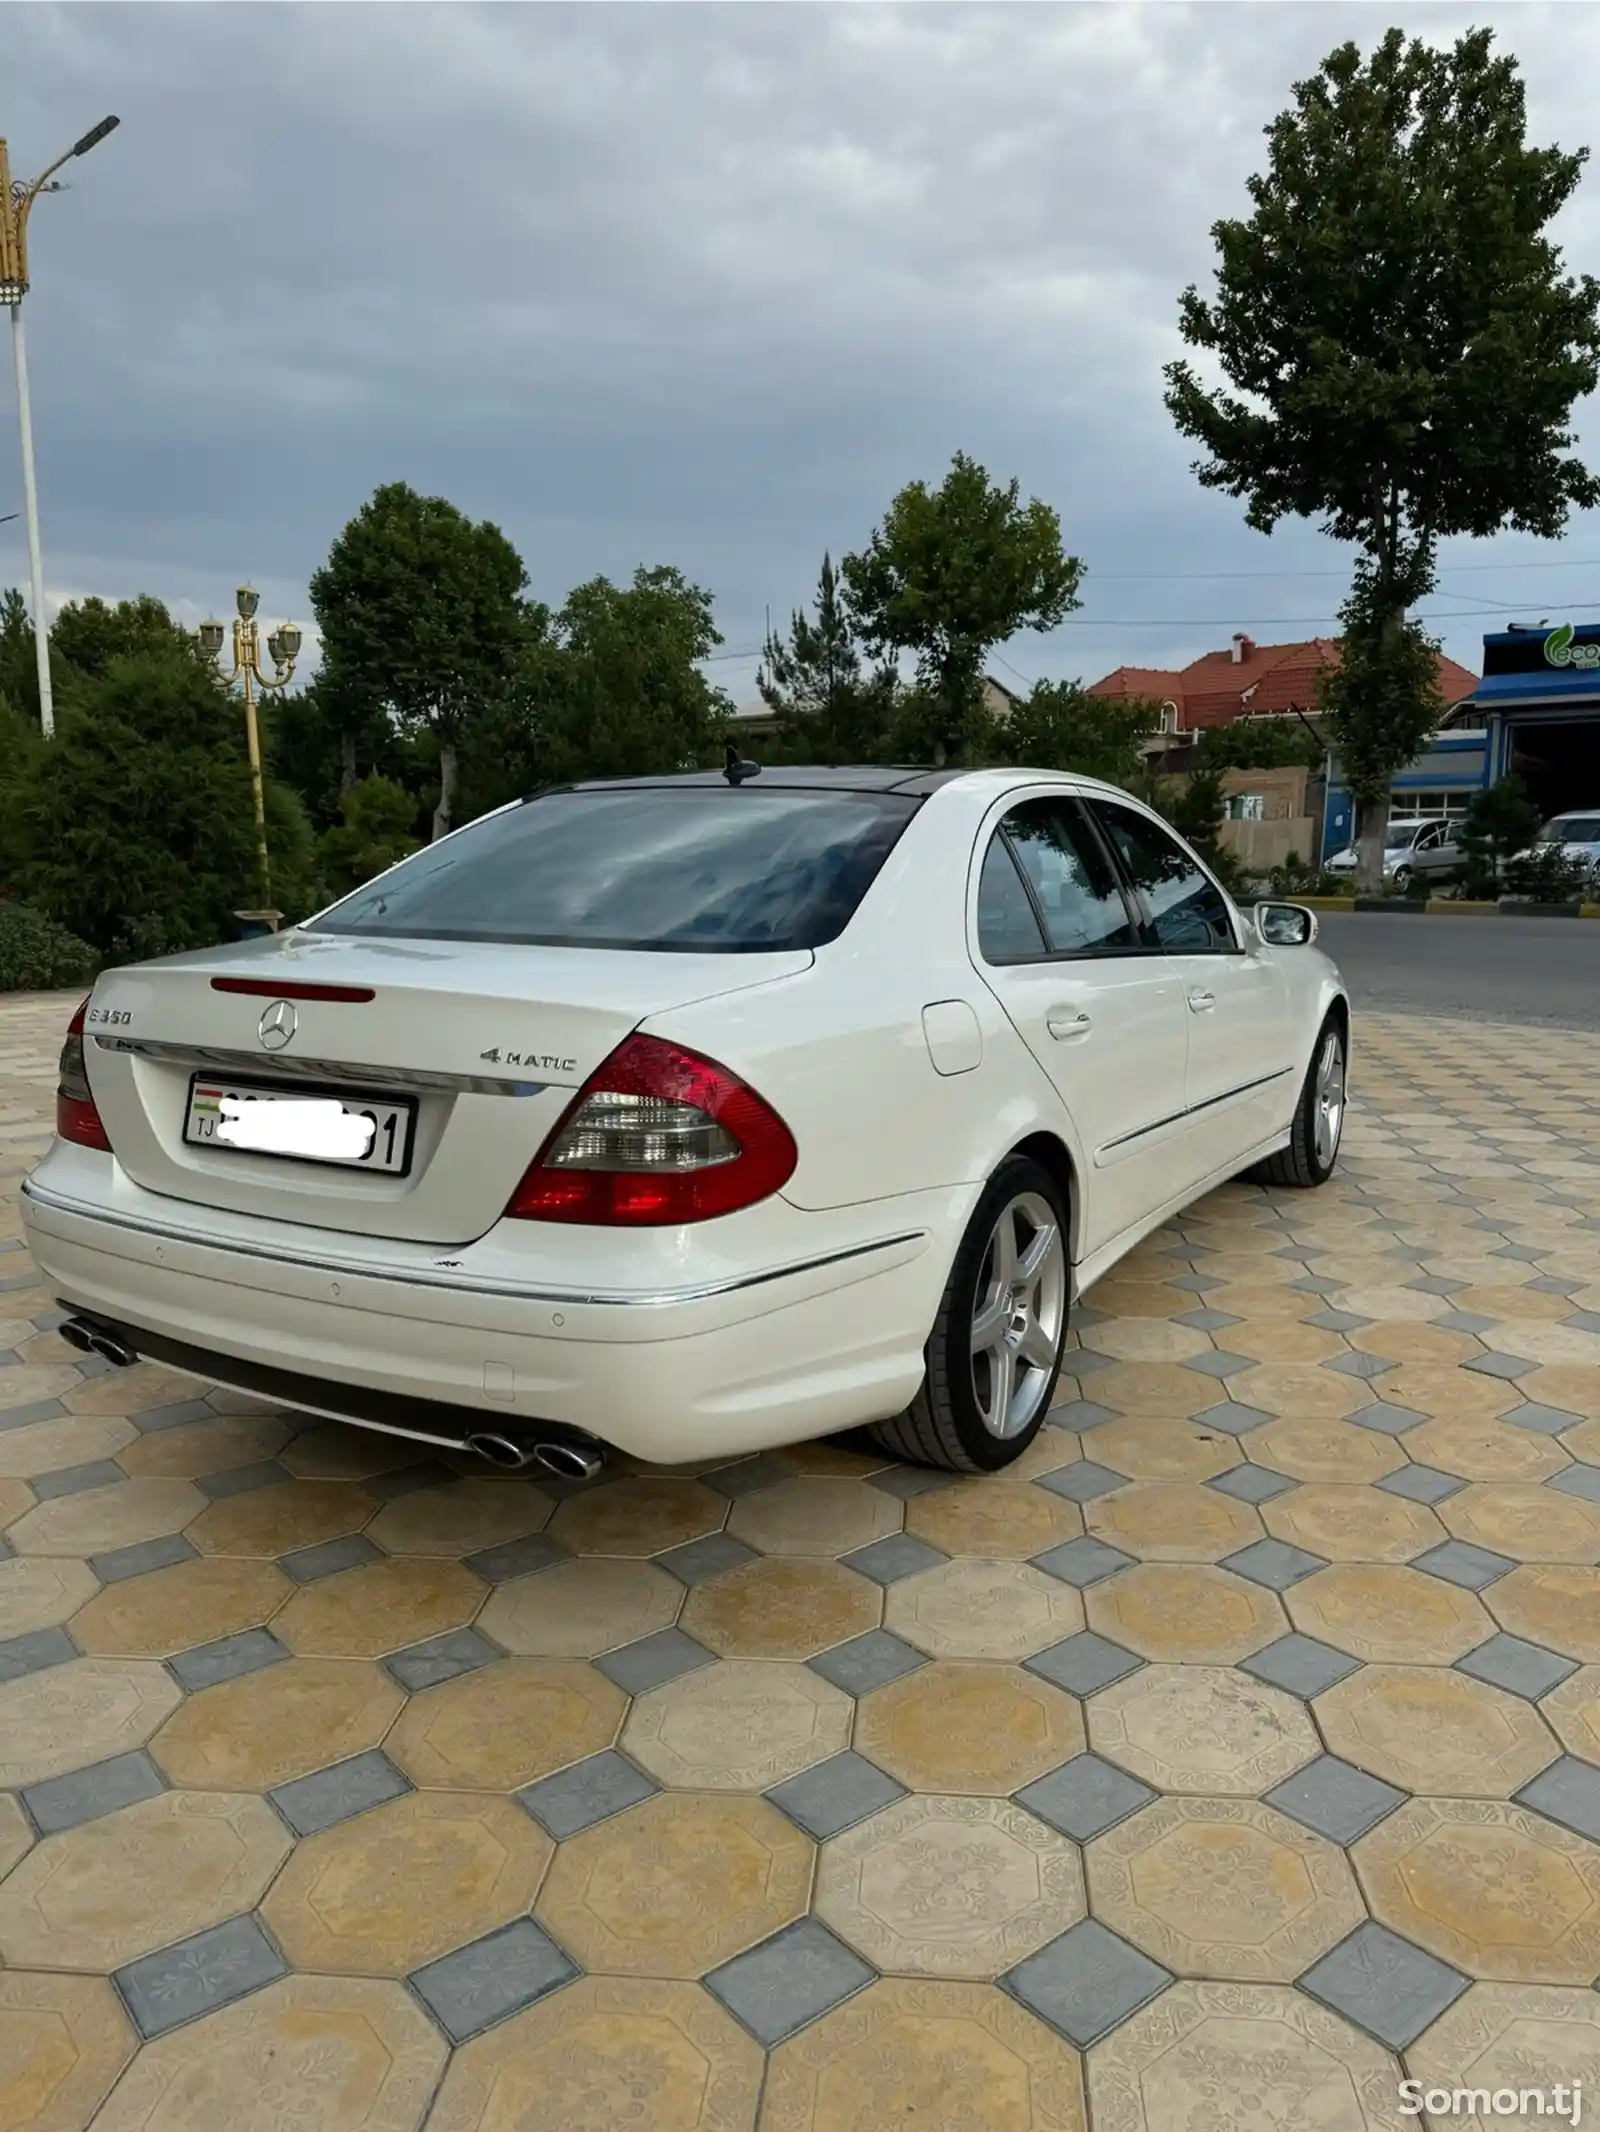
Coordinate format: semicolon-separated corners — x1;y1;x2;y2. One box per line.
58;1316;140;1368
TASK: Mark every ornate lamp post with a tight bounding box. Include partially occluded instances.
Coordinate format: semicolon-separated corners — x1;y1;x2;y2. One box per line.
0;116;120;740
198;586;302;910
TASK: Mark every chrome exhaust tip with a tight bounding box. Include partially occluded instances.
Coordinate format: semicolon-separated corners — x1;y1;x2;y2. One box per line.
92;1330;141;1369
58;1317;97;1355
530;1439;604;1482
60;1316;139;1367
465;1431;541;1472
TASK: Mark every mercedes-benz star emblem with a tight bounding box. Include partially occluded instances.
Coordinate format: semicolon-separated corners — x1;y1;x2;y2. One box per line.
257;1000;298;1052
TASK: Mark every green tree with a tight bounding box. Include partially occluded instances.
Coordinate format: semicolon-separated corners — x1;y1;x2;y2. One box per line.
309;483;528;842
1193;718;1323;773
314;775;422;903
1165;26;1600;889
0;590;45;724
1458;773;1540;896
50;594;204;683
994;680;1159;785
841;453;1083;765
757;554;897;763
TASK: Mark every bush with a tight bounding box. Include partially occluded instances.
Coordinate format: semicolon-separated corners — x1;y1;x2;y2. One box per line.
314;776;423;905
1265;854;1348;899
1502;845;1599;905
0;898;98;992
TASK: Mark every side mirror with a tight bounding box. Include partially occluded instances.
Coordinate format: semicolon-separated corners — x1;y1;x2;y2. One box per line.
1254;901;1317;948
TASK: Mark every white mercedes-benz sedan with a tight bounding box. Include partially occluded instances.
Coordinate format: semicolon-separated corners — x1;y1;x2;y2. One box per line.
23;765;1348;1476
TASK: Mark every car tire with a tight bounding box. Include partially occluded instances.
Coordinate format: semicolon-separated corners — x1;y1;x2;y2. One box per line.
869;1154;1070;1473
1392;866;1412;888
1249;1015;1346;1190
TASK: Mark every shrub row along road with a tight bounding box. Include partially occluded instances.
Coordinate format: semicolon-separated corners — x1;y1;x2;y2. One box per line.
1317;911;1600;1030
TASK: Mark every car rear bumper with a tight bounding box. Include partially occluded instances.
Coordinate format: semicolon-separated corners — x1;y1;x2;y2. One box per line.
22;1153;956;1463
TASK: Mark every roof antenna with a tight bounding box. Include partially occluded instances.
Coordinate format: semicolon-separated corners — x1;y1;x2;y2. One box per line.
723;739;762;786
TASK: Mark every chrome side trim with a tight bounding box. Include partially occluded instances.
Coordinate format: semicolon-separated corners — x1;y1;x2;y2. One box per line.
21;1178;926;1308
1097;1066;1293;1158
93;1037;547;1099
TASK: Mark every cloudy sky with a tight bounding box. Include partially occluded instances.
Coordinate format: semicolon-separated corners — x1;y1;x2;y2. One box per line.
7;1;1600;705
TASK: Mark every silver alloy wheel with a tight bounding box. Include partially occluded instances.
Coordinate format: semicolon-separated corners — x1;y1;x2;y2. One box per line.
968;1189;1068;1439
1314;1029;1346;1169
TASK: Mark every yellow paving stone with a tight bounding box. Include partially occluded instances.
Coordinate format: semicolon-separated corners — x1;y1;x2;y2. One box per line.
364;1477;553;1555
1085;1564;1286;1663
1087;1664;1318;1796
1441;1484;1600;1565
479;1555;683;1657
536;1791;813;1979
69;1557;292;1658
1535;1370;1600;1422
187;1478;377;1557
1403;1415;1570;1484
623;1658;853;1792
0;1557;97;1640
1218;1321;1347;1366
1489;1566;1600;1664
885;1557;1083;1661
1538;1668;1600;1765
0;1792;29;1879
1089;1415;1241;1482
1079;1318;1214;1364
1089;1362;1218;1417
1349;1320;1483;1367
0;1657;181;1790
727;1476;900;1558
1206;1283;1319;1322
1288;1564;1493;1664
1315;1664;1558;1798
904;1478;1083;1561
60;1364;203;1416
816;1794;1085;1979
150;1657;404;1791
1491;1322;1600;1369
388;1657;625;1790
1078;1278;1192;1319
1337;1285;1454;1323
0;1790;291;1973
261;1790;551;1977
1225;1365;1365;1422
1377;1364;1518;1420
856;1661;1084;1796
1087;1796;1364;1982
773;1438;893;1477
681;1556;881;1658
0;1365;92;1414
550;1477;727;1557
0;1475;36;1530
274;1556;485;1657
1261;1485;1444;1564
0;1411;135;1478
1451;1285;1578;1322
1407;1984;1600;2116
0;1973;134;2132
279;1423;431;1480
1356;1799;1600;1984
115;1414;291;1479
6;1477;203;1558
1004;1425;1086;1481
761;1979;1087;2132
90;1975;446;2132
424;1976;764;2132
1084;1481;1259;1564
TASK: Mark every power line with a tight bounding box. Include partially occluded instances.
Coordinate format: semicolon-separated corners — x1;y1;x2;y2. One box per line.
1086;555;1600;581
1052;600;1569;627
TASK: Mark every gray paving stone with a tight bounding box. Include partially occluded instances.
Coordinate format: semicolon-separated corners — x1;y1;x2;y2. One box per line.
1406;1275;1467;1297
194;1459;291;1501
23;1750;165;1834
1061;1346;1113;1378
1491;1242;1546;1263
1265;1755;1406;1845
1550;1465;1600;1505
0;1397;66;1432
809;1630;927;1696
595;1627;714;1694
841;1534;947;1586
384;1627;500;1692
1377;1464;1466;1505
1299;1922;1469;2048
706;1918;873;2046
1048;1399;1118;1431
1207;1465;1297;1505
1433;1310;1500;1336
410;1918;576;2043
1514;1756;1600;1844
1002;1918;1171;2047
169;1628;291;1692
0;1625;77;1682
129;1398;218;1433
1413;1539;1514;1591
1503;1401;1583;1436
1563;1312;1600;1335
704;1453;791;1499
269;1750;412;1837
1173;1308;1241;1332
867;1463;954;1500
766;1750;907;1840
1530;1276;1584;1296
1014;1753;1155;1841
460;1533;566;1585
654;1532;760;1584
1292;1277;1347;1298
90;1534;198;1583
1464;1351;1538;1381
1456;1633;1576;1701
1024;1631;1142;1697
1303;1309;1373;1333
1220;1538;1326;1591
518;1749;658;1839
1182;1350;1254;1380
1031;1536;1135;1588
1032;1460;1126;1505
115;1913;286;2039
1347;1401;1426;1437
31;1459;128;1500
1241;1633;1359;1699
1165;1272;1224;1295
1192;1401;1272;1437
280;1533;383;1584
1323;1352;1391;1381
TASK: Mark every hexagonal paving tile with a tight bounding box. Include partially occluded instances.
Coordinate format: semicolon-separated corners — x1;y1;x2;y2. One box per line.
1249;1418;1406;1485
0;1410;135;1478
550;1478;726;1557
1404;1415;1570;1484
389;1657;625;1790
885;1557;1084;1661
727;1476;902;1558
366;1479;552;1556
1086;1980;1401;2130
149;1657;404;1791
61;1363;203;1416
0;1364;89;1414
1287;1564;1493;1664
1214;1321;1346;1367
536;1790;813;1979
88;1975;447;2132
682;1556;881;1658
1086;1795;1363;1981
424;1975;764;2132
0;1793;28;1879
1080;1318;1213;1363
0;1556;97;1639
1261;1485;1443;1565
855;1660;1085;1795
1086;1665;1318;1796
0;1476;34;1533
1228;1366;1365;1422
0;1972;134;2132
1083;1482;1260;1564
1487;1567;1600;1665
7;1478;204;1558
1084;1564;1285;1663
1088;1416;1240;1482
1379;1364;1516;1420
1351;1320;1482;1368
1207;1283;1319;1322
478;1555;683;1656
0;1790;291;1972
1440;1484;1600;1566
1356;1798;1600;1983
1315;1664;1558;1798
274;1556;485;1656
904;1480;1083;1561
0;1657;181;1790
187;1478;377;1558
1087;1363;1216;1418
278;1424;429;1480
815;1792;1084;1979
261;1789;551;1976
1530;1371;1600;1423
1407;1984;1600;2115
623;1658;852;1791
117;1414;291;1479
69;1556;292;1658
1538;1668;1600;1764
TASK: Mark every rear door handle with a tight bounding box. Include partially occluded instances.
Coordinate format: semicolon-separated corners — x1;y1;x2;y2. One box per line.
1047;1010;1092;1041
1188;990;1216;1013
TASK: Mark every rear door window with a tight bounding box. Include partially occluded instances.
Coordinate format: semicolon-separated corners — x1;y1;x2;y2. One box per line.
991;799;1141;956
1089;800;1237;951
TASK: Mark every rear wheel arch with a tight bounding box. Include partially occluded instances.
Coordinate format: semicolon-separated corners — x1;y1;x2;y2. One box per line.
1008;1130;1080;1270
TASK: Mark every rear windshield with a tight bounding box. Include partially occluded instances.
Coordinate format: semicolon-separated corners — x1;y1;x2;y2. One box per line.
1540;817;1600;842
309;786;920;952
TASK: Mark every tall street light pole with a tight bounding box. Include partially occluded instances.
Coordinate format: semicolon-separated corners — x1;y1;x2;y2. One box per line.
0;115;120;741
198;588;302;911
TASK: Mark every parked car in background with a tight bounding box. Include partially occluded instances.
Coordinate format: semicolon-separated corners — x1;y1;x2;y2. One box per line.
1325;816;1461;888
1524;812;1600;871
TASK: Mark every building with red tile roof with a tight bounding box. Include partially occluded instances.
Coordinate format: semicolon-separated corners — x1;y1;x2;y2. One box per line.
1088;633;1478;733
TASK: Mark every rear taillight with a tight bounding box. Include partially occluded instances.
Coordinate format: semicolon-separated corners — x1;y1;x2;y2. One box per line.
57;1001;112;1151
506;1033;797;1225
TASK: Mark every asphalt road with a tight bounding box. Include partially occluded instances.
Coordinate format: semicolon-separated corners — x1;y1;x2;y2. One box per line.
1316;909;1600;1029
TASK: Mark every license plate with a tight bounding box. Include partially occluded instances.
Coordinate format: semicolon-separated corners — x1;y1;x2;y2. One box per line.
183;1077;416;1175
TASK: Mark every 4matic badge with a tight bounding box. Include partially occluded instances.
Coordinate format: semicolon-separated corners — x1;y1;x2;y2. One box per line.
480;1046;577;1073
